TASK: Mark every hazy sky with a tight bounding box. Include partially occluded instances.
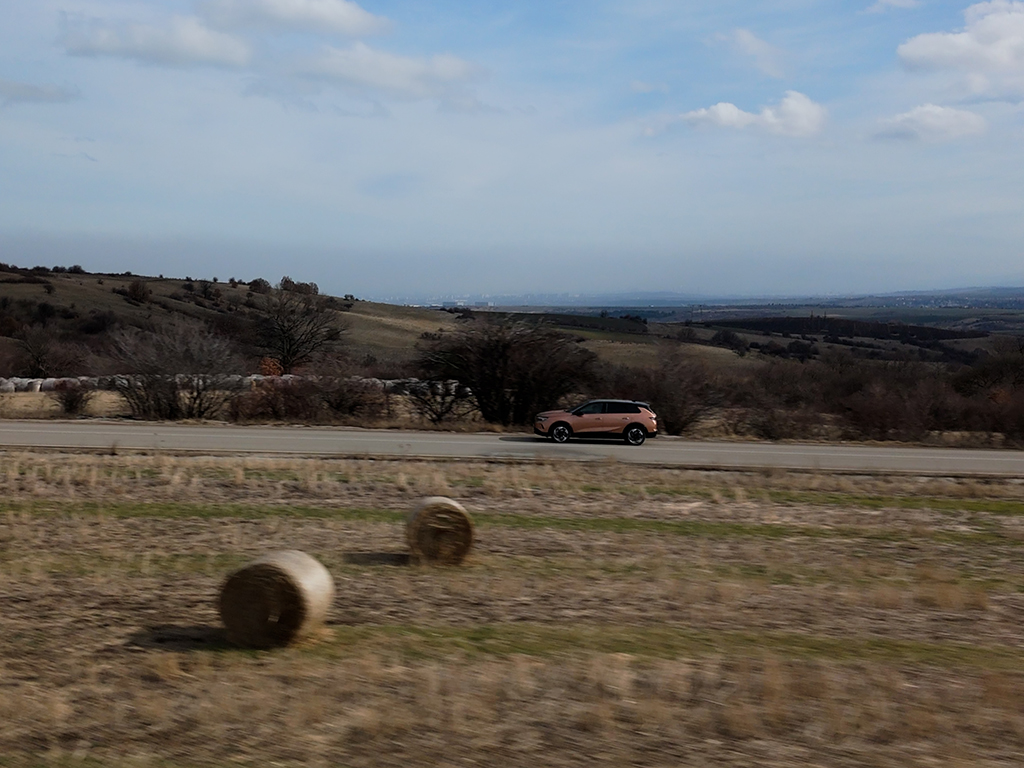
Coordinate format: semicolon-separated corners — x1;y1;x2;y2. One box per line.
1;0;1022;299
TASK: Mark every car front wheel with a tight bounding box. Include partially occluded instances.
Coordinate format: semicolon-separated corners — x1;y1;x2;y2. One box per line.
550;423;571;443
624;424;647;446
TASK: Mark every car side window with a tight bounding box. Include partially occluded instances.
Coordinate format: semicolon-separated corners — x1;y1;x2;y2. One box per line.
605;403;641;414
576;402;604;415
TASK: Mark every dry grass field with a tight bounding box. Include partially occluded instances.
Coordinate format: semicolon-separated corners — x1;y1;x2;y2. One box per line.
2;452;1024;766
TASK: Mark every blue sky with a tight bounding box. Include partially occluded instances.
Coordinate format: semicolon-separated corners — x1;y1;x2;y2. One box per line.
1;0;1022;299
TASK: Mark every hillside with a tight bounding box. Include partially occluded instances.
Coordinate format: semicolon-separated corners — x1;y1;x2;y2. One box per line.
0;263;464;375
0;263;681;377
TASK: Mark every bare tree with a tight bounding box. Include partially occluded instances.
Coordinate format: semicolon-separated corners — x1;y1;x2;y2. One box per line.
110;317;244;419
258;288;345;374
14;327;87;378
418;320;596;425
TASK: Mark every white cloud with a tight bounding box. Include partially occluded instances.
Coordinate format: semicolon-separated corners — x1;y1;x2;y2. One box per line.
877;104;988;140
299;43;478;100
199;0;389;37
682;91;826;137
867;0;921;13
63;16;251;68
0;79;78;106
727;28;784;78
898;1;1024;95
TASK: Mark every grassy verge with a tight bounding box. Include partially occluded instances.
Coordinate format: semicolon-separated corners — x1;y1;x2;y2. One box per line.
5;500;1023;548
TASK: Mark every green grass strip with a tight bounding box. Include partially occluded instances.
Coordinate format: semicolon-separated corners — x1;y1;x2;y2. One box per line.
313;623;1024;670
645;486;1024;516
766;491;1024;516
3;500;1021;548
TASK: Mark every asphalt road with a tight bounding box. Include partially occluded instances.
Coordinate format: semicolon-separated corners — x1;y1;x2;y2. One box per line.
1;419;1023;475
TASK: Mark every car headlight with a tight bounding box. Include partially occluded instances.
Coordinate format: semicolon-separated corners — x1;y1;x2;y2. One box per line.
536;415;548;422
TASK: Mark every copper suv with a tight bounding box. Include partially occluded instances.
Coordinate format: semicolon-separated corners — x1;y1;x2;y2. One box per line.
534;399;658;446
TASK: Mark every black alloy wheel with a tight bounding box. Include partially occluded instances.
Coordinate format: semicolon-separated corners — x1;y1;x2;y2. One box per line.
550;423;571;443
624;424;647;446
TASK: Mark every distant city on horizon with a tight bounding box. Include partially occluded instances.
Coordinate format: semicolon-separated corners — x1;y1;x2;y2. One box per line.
379;285;1024;310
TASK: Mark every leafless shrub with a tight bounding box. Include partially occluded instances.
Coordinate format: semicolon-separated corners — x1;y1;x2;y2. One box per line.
228;377;383;422
49;380;94;415
110;317;244;420
745;406;823;441
319;377;385;418
229;379;322;422
408;379;475;424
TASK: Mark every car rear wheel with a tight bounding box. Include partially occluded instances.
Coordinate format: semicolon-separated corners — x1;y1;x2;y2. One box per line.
624;424;646;446
550;423;571;443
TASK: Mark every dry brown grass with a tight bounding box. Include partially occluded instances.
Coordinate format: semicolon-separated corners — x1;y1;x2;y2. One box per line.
3;451;1024;766
1;450;1022;507
7;648;1023;767
0;392;127;418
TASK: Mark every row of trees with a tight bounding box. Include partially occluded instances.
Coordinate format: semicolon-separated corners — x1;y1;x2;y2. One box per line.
414;321;1024;442
4;275;1024;441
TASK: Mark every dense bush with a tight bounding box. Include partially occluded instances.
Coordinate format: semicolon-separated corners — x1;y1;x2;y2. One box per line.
726;348;1024;442
418;320;596;426
592;349;720;435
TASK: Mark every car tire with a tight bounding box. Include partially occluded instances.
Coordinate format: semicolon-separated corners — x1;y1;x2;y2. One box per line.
550;423;572;443
623;424;646;446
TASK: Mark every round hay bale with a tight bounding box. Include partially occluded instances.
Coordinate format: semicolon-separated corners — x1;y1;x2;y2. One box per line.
407;497;474;565
218;550;334;649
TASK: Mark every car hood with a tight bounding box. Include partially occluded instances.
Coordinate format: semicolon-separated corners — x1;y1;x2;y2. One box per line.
536;409;571;419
